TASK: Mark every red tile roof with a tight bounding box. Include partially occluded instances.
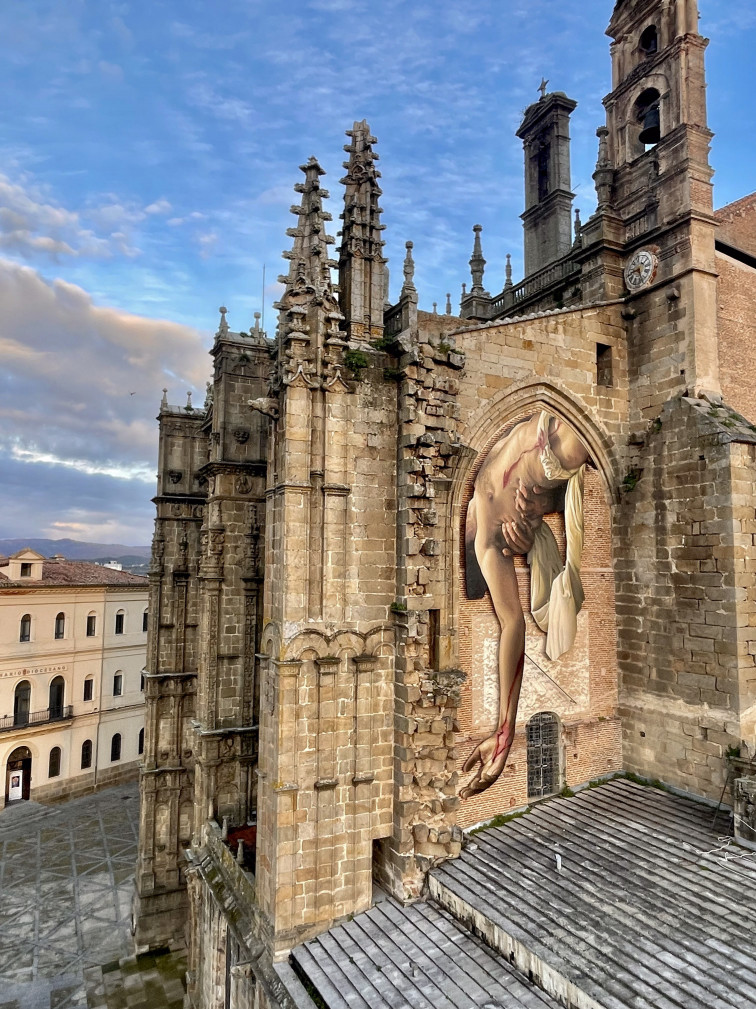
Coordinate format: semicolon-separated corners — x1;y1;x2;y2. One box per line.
0;557;148;588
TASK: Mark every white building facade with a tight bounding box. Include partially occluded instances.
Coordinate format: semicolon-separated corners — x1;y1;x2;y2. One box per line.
0;549;148;806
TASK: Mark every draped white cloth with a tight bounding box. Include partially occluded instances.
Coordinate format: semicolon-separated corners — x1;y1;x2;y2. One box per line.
527;411;586;660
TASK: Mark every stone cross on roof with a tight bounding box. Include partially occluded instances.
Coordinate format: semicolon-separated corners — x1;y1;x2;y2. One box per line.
539;77;549;99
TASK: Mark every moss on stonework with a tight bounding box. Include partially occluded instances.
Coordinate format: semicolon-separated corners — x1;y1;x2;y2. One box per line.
469;807;530;835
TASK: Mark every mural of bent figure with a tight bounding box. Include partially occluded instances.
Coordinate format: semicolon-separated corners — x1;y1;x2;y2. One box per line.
462;412;590;799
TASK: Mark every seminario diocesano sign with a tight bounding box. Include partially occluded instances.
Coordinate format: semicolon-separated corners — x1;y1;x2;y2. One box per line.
0;663;68;679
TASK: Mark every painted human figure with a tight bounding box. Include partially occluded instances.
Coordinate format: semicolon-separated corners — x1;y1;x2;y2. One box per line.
462;412;590;799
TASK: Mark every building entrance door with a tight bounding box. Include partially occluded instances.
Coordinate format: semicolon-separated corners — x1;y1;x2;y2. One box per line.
5;747;32;803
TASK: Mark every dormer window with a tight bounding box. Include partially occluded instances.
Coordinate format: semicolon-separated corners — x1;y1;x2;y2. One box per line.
639;25;658;57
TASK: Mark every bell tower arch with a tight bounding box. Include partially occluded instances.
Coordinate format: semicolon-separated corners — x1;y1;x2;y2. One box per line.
580;0;719;417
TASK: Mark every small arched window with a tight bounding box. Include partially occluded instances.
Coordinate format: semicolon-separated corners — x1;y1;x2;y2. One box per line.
86;612;96;637
114;609;125;635
83;677;93;701
113;672;123;697
54;612;65;639
81;739;93;769
13;680;31;726
48;746;61;778
110;733;122;762
19;614;31;642
138;727;144;755
142;609;149;633
639;24;658;56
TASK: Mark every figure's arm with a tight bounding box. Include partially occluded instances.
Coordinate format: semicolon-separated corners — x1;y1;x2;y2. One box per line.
461;517;525;799
464;495;487;599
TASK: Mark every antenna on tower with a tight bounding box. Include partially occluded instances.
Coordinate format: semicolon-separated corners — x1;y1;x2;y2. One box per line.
261;264;266;333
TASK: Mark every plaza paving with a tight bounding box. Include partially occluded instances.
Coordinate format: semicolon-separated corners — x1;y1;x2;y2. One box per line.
0;783;186;1009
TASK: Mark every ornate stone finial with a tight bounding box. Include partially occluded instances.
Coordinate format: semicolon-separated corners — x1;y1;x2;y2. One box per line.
217;306;229;337
574;208;582;237
236;840;244;865
160;388;168;410
185;391;193;411
538;78;549;100
594;126;613;208
277;155;339;310
445;293;452;315
401;240;416;296
339;120;386;335
461;282;467;297
505;253;513;290
250;311;264;342
432;301;437;315
469;225;486;294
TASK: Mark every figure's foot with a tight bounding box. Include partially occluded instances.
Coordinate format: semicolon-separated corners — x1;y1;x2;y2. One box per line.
460;724;514;799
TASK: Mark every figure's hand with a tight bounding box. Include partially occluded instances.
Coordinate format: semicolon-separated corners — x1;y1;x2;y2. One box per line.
501;517;534;555
515;479;547;523
460;725;514;799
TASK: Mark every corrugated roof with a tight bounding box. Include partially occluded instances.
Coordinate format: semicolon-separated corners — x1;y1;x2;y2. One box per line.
430;778;756;1009
290;895;561;1009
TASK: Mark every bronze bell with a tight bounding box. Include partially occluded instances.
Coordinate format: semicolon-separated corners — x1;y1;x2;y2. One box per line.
639;105;661;145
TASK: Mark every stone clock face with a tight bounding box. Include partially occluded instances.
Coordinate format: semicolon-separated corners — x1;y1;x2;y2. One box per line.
624;248;658;291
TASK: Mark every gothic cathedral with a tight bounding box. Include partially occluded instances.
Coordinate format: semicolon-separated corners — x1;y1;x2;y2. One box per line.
134;2;756;1006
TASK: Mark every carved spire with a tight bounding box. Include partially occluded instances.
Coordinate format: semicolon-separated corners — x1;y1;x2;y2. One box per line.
218;306;229;337
276;156;338;306
445;293;452;315
593;126;613;209
505;254;513;290
469;225;487;295
401;241;416;297
338;120;387;341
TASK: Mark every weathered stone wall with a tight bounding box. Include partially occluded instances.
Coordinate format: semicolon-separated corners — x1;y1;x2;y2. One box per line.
135;403;205;948
717;250;756;423
257;338;398;950
616;397;756;799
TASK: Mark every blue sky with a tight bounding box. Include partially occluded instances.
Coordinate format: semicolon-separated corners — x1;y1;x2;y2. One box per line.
0;0;754;546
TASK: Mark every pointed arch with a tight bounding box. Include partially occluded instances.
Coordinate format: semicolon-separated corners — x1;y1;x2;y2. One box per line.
451;378;622;509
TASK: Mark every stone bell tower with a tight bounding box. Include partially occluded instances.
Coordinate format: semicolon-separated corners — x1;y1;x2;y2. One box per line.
516;86;577;277
580;0;719;415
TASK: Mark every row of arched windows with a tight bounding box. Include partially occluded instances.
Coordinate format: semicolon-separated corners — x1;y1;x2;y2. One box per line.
12;670;145;725
13;677;66;725
18;609;148;643
47;729;145;777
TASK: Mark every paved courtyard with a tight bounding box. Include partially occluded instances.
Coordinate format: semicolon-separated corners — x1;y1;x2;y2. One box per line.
0;783;186;1009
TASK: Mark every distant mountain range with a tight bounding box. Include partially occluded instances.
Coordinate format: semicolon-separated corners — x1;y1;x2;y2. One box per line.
0;538;151;562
